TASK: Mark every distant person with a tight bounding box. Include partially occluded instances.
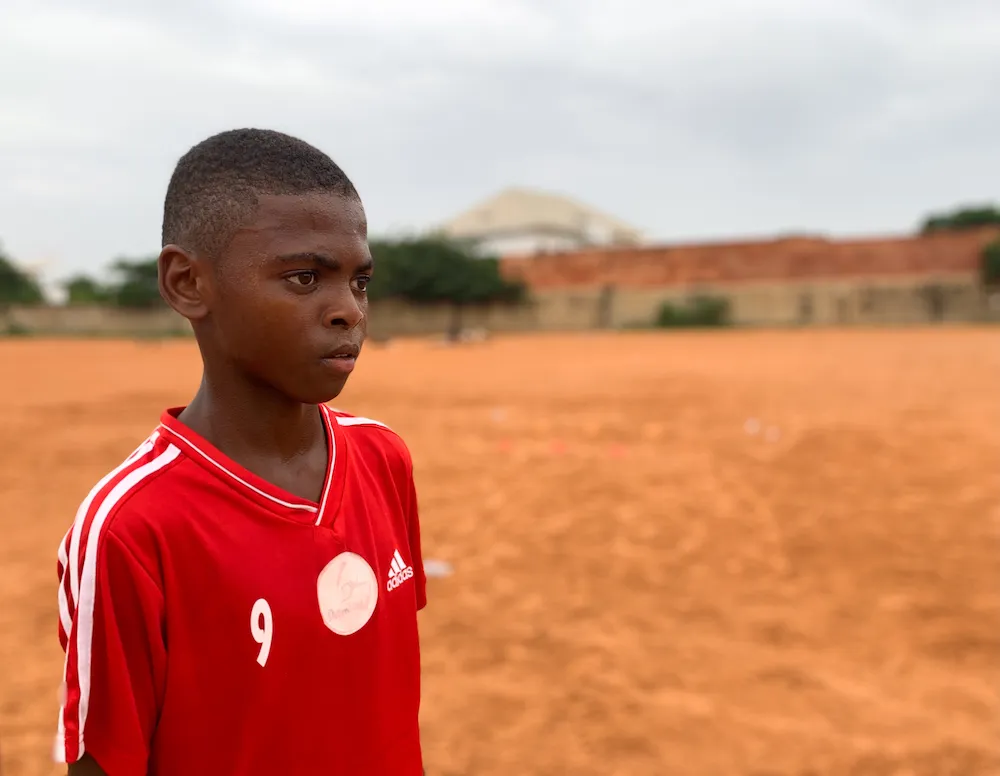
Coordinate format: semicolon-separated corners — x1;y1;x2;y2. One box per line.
53;129;428;775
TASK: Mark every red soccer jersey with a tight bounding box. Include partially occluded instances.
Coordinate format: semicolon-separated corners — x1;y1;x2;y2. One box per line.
55;404;427;776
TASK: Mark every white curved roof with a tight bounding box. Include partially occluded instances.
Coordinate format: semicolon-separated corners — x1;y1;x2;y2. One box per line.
436;187;642;244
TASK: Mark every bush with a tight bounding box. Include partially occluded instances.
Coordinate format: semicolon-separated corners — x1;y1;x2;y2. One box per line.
62;258;164;309
655;295;731;328
982;240;1000;288
109;257;163;309
368;237;526;306
64;275;111;304
921;205;1000;234
0;244;44;305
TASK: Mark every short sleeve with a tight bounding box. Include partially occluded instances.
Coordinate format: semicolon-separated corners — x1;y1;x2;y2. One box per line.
402;453;427;611
56;529;166;775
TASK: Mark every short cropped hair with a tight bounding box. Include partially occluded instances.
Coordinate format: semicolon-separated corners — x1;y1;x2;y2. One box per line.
162;128;359;256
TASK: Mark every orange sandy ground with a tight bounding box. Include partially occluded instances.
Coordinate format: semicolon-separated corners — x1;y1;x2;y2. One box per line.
1;329;999;776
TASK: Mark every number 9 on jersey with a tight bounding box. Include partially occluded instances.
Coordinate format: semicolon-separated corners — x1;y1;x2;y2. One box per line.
251;598;273;667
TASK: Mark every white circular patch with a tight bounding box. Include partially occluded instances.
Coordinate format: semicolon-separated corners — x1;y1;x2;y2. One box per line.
317;552;378;636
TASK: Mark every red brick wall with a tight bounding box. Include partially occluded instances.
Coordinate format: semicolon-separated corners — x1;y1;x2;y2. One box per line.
500;228;1000;289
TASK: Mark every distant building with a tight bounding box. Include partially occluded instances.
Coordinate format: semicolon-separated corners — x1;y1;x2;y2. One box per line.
434;187;643;258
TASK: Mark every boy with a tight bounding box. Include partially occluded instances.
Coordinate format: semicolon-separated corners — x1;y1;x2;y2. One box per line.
54;129;427;775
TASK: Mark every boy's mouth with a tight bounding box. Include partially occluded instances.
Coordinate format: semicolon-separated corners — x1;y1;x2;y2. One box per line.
321;344;360;375
323;344;361;359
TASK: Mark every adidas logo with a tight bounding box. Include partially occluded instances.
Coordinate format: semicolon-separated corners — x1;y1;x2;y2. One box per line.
387;549;414;592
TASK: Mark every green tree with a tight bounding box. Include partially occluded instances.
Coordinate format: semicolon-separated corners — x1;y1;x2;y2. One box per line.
921;205;1000;234
655;295;731;328
0;243;44;305
982;240;1000;288
368;237;527;337
64;275;111;304
107;257;163;309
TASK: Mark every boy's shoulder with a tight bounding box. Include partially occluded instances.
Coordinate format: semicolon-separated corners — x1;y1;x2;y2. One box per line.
325;406;414;473
60;430;183;577
66;408;415;554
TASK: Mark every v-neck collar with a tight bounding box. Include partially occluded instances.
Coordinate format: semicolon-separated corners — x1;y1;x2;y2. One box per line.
157;404;347;527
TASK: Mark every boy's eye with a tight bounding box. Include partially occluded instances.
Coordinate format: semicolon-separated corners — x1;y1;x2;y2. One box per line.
352;276;371;292
289;271;318;287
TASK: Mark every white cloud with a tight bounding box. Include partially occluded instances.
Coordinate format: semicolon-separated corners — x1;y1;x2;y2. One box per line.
7;6;157;55
232;0;547;36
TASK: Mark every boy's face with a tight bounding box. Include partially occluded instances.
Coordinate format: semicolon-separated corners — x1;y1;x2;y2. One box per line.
197;191;372;404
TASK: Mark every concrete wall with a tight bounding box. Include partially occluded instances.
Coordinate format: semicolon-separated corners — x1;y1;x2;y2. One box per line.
3;276;996;340
491;226;1000;329
529;274;996;329
501;228;1000;288
2;304;192;336
365;299;541;339
0;301;543;339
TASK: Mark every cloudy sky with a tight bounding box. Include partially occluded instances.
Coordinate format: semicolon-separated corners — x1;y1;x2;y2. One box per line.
2;0;998;285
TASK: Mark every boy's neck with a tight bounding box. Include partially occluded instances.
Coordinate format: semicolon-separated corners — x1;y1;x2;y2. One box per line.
178;372;326;463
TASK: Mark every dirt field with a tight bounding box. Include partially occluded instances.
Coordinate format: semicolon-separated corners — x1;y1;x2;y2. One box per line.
1;329;998;775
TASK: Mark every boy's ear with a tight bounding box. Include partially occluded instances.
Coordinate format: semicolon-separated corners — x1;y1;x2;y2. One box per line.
158;245;210;321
